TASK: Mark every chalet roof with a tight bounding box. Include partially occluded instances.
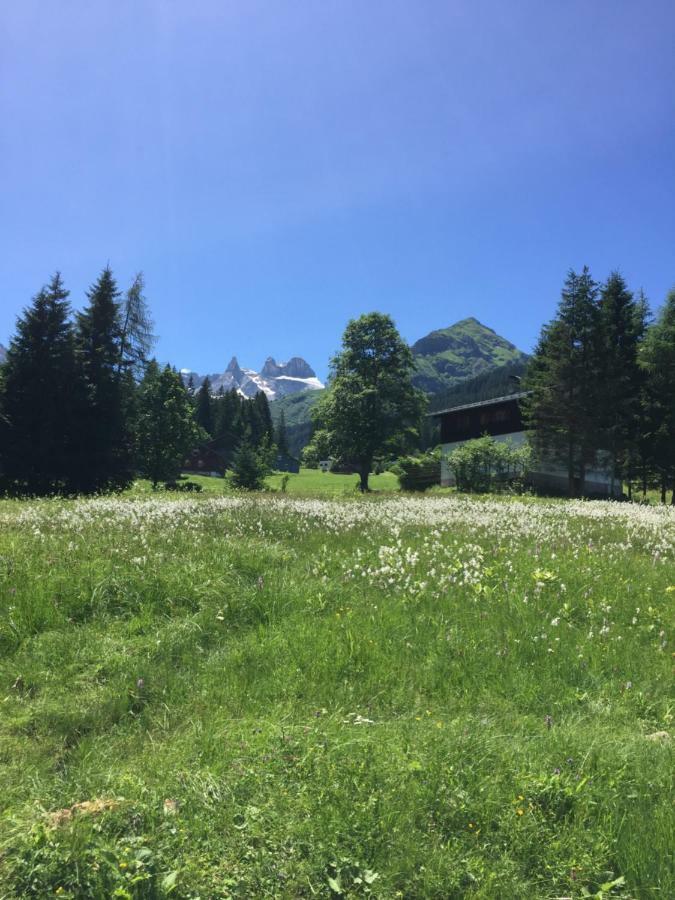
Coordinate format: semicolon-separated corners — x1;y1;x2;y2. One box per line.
428;390;530;418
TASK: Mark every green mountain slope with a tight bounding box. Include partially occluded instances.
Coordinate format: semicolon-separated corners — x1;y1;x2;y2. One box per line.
270;389;323;458
411;317;527;394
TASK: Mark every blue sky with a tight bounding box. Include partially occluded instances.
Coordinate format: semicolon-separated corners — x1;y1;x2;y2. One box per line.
1;1;674;379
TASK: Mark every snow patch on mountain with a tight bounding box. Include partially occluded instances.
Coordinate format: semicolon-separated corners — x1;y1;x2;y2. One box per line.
181;355;324;400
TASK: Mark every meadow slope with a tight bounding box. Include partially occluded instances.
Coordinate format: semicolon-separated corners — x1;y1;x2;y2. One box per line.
0;494;672;898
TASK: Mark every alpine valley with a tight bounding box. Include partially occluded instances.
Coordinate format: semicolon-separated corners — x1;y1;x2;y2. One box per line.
179;318;527;455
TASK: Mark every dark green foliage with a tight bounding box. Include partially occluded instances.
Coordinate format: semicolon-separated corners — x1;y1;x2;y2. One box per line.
318;313;426;491
270;389;321;457
275;409;289;455
136;361;205;487
596;273;647;492
446;435;531;493
523;268;601;497
393;450;441;491
74;267;133;492
640;289;675;502
0;274;80;494
229;440;269;490
194;376;214;436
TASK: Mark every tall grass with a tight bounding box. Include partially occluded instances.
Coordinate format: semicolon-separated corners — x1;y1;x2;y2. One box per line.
0;493;672;898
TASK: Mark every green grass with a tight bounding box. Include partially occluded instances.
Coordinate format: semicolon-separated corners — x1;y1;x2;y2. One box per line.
128;468;400;497
0;493;672;898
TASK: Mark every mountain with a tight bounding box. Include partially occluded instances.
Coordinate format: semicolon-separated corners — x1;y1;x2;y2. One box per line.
181;356;324;401
411;317;528;394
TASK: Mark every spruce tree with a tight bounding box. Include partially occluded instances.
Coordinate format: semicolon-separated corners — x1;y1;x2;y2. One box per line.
195;377;214;436
597;273;647;493
640;289;675;503
0;274;79;494
75;267;132;492
523;267;601;496
230;439;269;491
275;409;289;455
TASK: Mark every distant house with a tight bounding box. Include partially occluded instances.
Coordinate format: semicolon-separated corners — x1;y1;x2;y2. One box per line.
430;391;621;497
182;441;226;476
275;452;300;473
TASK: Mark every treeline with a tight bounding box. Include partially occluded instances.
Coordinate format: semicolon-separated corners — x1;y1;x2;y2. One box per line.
523;269;675;501
191;377;289;462
0;270;286;495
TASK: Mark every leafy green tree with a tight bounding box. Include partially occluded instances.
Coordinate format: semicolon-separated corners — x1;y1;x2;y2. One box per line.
195;377;214;436
229;439;269;490
317;312;425;491
300;428;332;468
0;273;80;494
136;361;205;487
75;267;132;492
523;268;601;496
640;289;675;503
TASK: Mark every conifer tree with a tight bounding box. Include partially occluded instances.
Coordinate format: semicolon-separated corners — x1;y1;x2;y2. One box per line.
195;377;214;436
523;268;601;496
230;439;269;491
275;409;289;455
0;273;79;494
75;267;132;492
596;273;648;493
641;289;675;503
118;272;155;379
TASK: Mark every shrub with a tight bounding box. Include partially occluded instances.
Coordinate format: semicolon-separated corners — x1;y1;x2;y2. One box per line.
393;450;441;491
447;435;531;493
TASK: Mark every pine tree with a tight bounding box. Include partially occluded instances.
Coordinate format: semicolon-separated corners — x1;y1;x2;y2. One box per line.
0;274;79;494
195;377;214;436
523;268;601;496
230;439;269;491
275;409;289;455
597;273;648;493
640;289;675;503
75;267;132;492
136;362;205;487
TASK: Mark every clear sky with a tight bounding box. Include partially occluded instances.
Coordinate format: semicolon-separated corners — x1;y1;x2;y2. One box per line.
1;1;674;379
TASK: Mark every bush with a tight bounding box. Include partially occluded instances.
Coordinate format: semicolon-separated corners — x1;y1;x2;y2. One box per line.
393;450;441;491
447;435;530;493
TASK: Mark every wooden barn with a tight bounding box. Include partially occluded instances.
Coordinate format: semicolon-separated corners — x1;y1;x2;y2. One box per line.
182;441;227;476
431;391;621;497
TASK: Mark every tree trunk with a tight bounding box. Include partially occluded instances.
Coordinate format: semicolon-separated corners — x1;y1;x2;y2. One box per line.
660;476;667;505
568;436;576;498
358;460;370;493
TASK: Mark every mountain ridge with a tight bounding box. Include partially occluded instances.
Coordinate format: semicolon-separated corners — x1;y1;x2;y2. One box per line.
180;356;324;401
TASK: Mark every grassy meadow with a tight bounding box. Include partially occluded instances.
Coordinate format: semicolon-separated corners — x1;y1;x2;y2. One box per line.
0;491;672;898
